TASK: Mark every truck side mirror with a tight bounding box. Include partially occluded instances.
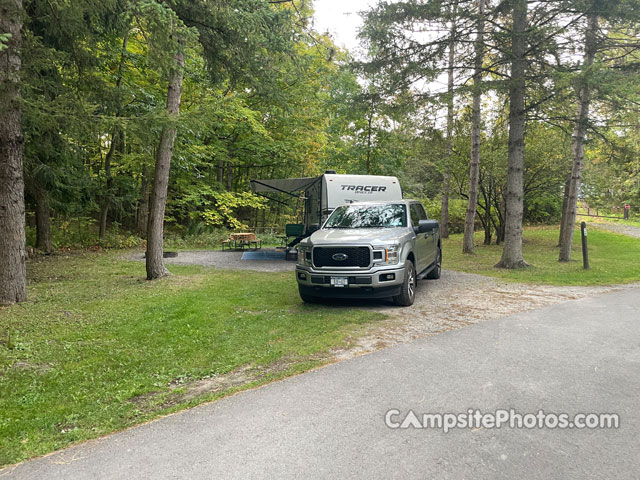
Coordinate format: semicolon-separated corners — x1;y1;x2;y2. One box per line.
307;224;320;234
418;219;439;233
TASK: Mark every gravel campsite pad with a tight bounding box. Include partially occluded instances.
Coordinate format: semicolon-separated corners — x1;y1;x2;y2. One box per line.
129;250;296;272
129;249;635;362
590;222;640;238
336;270;635;360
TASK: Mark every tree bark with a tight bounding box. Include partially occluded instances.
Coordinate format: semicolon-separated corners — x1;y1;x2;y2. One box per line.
226;162;233;191
0;0;27;305
483;211;492;245
217;158;224;183
496;0;529;269
558;13;598;262
557;172;570;247
440;10;456;239
99;132;117;239
479;182;493;245
366;111;373;175
146;45;184;280
462;0;485;254
34;184;53;253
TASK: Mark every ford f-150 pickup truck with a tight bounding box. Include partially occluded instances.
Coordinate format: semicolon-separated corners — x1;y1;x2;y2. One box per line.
296;200;441;306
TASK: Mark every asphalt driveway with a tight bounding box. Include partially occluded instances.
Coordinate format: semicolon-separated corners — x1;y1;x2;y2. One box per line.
3;288;639;479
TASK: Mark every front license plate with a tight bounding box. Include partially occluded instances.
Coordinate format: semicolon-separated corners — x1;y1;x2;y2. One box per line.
331;276;349;288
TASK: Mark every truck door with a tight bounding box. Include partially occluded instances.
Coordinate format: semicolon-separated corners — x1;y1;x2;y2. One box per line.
410;204;429;272
413;203;437;267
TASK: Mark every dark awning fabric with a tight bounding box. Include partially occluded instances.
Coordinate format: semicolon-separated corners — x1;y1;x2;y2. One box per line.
250;177;321;196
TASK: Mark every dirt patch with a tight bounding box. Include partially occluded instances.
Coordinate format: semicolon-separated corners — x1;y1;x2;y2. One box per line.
9;361;52;374
129;355;328;411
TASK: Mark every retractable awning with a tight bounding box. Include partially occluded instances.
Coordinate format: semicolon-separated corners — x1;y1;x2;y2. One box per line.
250;177;321;196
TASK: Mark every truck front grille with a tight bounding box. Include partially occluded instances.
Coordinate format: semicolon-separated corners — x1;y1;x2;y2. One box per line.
313;247;371;268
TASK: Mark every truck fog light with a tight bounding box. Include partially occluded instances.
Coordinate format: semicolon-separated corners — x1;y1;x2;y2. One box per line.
297;272;307;281
380;273;395;282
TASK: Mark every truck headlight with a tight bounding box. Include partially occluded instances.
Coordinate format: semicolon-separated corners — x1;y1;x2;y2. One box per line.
297;245;312;266
374;244;400;265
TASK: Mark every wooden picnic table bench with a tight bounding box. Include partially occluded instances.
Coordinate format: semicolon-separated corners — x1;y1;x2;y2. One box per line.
222;232;262;251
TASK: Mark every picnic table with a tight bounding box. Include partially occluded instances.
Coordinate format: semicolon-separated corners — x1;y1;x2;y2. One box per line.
222;232;262;251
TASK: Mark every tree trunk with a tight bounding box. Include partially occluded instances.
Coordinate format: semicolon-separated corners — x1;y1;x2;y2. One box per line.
99;34;127;239
496;0;528;269
440;10;456;240
99;134;116;239
483;211;492;245
226;162;233;191
479;182;493;245
557;172;571;247
366;112;373;174
146;46;184;280
34;184;53;253
137;162;150;236
558;13;598;262
462;0;485;254
0;0;27;305
217;158;223;183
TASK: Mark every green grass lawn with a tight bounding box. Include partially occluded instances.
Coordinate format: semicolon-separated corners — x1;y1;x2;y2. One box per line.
443;225;640;285
0;253;384;466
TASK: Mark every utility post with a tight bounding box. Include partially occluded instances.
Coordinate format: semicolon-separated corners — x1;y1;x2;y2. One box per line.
581;222;590;270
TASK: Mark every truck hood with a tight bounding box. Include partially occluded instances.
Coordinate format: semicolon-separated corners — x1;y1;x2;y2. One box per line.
306;228;409;246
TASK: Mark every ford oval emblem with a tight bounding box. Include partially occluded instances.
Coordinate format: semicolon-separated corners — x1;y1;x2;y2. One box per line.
332;253;349;261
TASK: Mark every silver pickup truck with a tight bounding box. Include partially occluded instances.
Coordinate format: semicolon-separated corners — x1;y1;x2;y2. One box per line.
296;200;441;306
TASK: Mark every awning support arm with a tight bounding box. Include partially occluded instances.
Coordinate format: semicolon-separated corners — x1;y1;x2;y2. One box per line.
254;192;290;206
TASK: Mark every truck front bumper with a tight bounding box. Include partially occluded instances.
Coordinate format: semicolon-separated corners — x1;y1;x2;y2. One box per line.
295;265;405;299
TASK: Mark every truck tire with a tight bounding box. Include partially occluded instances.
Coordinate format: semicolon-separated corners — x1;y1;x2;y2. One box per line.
298;286;317;304
426;246;442;280
393;260;416;306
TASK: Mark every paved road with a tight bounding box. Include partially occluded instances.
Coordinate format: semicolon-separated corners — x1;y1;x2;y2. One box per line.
3;289;639;479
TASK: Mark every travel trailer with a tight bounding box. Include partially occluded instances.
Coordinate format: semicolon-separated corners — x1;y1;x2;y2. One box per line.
250;172;403;239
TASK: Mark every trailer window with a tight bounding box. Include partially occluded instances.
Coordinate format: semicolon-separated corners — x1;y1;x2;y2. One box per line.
324;204;407;229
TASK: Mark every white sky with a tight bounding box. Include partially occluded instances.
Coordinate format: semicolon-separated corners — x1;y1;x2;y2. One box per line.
312;0;380;54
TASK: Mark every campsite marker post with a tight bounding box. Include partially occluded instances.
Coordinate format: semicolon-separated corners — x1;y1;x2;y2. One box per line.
581;222;590;270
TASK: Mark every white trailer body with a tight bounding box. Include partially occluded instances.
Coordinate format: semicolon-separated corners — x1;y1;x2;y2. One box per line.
321;174;402;210
250;173;403;234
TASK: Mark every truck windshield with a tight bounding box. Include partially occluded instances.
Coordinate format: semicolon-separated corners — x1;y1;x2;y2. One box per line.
324;204;407;229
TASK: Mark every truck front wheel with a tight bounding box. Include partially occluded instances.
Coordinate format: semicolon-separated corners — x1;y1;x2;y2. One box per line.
393;260;416;306
299;285;318;304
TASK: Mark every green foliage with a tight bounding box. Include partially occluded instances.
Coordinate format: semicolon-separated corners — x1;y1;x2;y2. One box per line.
26;218;144;250
0;33;11;51
422;198;468;234
200;192;265;230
